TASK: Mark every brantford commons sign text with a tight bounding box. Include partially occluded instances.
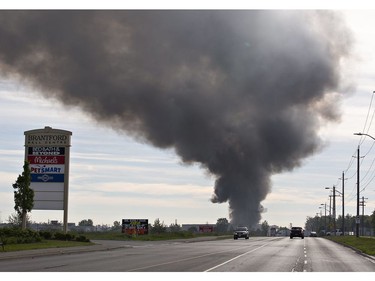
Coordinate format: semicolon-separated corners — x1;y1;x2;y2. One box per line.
26;134;70;146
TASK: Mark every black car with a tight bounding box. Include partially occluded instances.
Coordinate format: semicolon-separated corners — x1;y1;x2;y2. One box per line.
290;227;304;239
233;226;249;240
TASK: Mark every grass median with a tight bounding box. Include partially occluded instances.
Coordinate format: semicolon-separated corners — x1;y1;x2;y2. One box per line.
84;231;230;241
326;236;375;256
0;231;229;253
0;240;94;252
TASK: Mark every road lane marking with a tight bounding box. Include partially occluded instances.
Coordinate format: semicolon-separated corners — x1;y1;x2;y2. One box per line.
303;238;307;272
204;242;272;272
127;244;258;272
292;238;307;272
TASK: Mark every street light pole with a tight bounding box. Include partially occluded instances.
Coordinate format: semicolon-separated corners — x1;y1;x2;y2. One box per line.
333;186;336;235
326;186;336;235
320;203;327;235
353;132;375;237
354;132;375;141
329;194;332;232
341;172;345;235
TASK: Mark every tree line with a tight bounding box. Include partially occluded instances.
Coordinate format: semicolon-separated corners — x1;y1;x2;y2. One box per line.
305;211;375;235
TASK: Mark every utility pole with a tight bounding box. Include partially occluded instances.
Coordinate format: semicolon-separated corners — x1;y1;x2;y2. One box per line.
324;203;327;235
342;172;345;234
356;146;360;237
339;171;346;235
353;131;375;237
329;195;332;232
333;185;336;235
320;203;328;235
360;197;368;236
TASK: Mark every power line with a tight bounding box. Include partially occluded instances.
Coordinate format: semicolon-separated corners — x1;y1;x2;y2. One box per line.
359;91;375;145
329;91;375;214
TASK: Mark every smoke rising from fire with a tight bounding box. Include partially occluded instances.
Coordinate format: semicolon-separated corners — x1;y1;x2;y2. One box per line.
0;10;352;227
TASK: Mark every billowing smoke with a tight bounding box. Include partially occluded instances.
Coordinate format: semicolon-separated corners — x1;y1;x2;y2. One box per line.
0;10;352;227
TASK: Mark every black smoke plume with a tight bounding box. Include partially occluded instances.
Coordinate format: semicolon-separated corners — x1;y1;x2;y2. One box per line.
0;10;352;227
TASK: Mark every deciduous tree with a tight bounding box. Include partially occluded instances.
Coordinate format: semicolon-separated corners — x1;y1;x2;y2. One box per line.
151;218;166;234
169;222;181;232
79;219;94;226
216;218;229;233
261;220;269;236
12;161;34;229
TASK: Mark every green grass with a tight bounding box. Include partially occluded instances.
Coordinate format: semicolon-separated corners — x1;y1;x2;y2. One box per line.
0;232;229;253
0;240;94;252
326;236;375;256
83;231;230;241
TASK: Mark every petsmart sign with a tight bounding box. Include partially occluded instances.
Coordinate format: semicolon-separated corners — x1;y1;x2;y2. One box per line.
24;127;72;233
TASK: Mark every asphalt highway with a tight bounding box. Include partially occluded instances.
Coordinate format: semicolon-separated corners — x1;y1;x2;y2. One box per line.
1;236;375;272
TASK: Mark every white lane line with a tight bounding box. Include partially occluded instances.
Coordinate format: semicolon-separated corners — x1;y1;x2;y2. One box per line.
303;238;307;272
127;244;254;272
204;242;272;272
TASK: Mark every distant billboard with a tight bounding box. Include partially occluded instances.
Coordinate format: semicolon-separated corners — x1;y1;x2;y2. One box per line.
199;225;214;233
122;219;149;235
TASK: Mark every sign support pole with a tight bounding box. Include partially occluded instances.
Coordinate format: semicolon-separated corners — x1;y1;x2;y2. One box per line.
63;140;71;234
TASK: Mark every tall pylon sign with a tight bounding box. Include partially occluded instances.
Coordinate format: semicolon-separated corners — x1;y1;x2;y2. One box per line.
24;126;72;233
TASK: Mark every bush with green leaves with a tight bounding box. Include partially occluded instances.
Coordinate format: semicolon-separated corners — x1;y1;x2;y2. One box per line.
76;235;90;242
0;227;41;244
49;232;89;242
53;232;75;241
0;227;90;245
39;231;53;240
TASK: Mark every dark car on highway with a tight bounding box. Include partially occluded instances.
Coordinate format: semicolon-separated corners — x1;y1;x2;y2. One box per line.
233;226;249;240
290;227;304;239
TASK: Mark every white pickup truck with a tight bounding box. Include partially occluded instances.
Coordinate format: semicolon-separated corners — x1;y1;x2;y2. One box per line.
326;229;343;236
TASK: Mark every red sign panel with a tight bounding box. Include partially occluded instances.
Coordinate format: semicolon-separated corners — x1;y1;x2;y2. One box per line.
199;225;214;233
28;156;65;165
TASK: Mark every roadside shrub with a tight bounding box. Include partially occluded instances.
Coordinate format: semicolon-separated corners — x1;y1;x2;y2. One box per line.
0;227;41;244
53;232;75;241
18;229;41;243
39;231;53;240
76;235;90;242
65;233;75;241
37;231;89;242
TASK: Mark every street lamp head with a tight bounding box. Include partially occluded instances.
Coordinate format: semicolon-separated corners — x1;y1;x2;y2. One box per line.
354;132;375;141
